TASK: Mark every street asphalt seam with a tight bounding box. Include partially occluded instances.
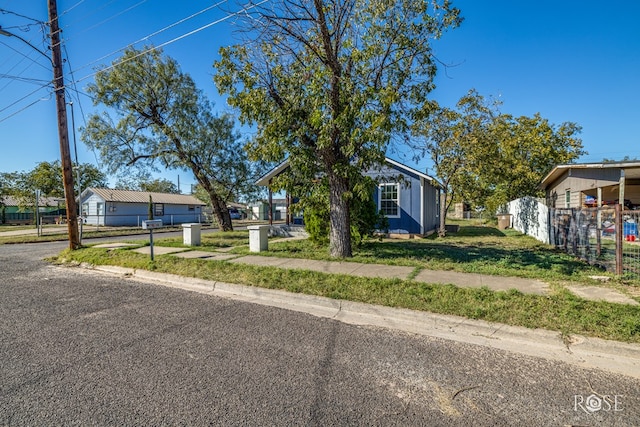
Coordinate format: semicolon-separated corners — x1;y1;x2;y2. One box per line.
74;263;640;380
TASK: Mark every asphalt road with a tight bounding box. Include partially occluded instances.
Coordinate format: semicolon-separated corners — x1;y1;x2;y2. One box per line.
1;241;639;426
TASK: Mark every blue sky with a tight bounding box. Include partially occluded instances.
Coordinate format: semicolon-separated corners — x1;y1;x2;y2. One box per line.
1;0;639;192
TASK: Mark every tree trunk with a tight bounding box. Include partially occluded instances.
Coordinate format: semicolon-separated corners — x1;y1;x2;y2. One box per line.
328;172;352;258
439;191;448;237
208;190;233;231
194;171;232;231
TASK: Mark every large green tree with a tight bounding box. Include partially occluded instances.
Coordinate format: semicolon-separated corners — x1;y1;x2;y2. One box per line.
486;113;584;213
412;90;498;236
412;90;585;229
1;161;106;206
82;47;259;231
215;0;461;257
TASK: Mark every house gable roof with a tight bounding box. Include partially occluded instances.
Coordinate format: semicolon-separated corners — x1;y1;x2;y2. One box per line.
255;158;440;187
540;161;640;190
82;188;206;205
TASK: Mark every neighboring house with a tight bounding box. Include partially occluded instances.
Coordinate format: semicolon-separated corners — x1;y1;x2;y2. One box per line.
248;199;288;221
80;188;206;226
255;158;441;235
0;195;66;224
202;202;248;221
539;161;640;209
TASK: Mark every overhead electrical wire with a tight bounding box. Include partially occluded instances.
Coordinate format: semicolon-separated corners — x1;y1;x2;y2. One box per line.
0;82;51;113
0;95;50;124
0;49;46;94
0;1;268;126
0;39;50;72
0;8;45;23
0;73;51;84
68;0;229;76
50;0;148;51
60;0;86;17
72;0;269;84
62;43;102;167
61;0;147;43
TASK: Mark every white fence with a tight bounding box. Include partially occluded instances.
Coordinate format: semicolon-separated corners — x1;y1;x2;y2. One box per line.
507;197;549;244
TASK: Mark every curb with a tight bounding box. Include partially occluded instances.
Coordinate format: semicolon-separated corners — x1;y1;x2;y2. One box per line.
89;264;640;380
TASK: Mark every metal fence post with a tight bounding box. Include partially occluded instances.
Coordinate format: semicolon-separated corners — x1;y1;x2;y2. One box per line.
615;203;623;275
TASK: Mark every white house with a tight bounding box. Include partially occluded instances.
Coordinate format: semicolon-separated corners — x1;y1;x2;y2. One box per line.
80;188;206;226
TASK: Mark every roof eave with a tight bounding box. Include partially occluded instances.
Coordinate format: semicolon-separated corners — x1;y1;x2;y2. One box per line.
255;159;290;186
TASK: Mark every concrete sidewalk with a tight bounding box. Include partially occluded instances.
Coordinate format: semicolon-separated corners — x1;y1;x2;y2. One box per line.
111;244;639;305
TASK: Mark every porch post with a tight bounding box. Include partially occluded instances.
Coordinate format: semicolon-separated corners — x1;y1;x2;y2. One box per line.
286;192;290;226
419;178;424;235
596;187;602;257
615;203;623;275
268;179;273;226
619;170;626;208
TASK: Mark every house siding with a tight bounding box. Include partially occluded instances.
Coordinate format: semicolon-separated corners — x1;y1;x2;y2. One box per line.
422;180;440;232
82;194;105;225
81;190;204;226
545;167;633;208
366;163;438;235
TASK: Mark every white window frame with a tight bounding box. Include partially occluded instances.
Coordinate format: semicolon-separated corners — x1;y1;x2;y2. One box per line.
565;190;571;208
96;202;104;216
379;183;400;218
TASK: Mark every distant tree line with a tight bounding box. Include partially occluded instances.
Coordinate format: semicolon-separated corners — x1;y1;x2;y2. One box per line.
0;161;106;209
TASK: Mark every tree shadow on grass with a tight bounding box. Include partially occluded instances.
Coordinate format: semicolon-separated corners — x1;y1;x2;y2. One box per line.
359;227;596;276
454;226;506;237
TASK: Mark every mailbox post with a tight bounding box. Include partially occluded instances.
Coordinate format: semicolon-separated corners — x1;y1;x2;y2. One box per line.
142;219;163;260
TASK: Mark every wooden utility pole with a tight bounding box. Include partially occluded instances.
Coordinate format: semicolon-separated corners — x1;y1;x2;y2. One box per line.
48;0;80;249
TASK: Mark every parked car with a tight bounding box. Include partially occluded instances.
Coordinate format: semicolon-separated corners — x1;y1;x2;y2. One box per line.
229;208;242;220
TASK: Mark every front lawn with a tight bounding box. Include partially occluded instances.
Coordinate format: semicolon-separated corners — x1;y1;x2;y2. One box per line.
226;226;615;283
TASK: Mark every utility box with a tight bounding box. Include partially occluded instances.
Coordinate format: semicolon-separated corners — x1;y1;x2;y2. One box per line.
142;219;163;230
497;214;512;230
182;223;202;246
248;225;269;252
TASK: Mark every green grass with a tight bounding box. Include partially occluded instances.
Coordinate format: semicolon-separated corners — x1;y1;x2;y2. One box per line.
0;225;221;245
55;244;640;343
0;224;38;231
228;226;612;283
152;230;250;249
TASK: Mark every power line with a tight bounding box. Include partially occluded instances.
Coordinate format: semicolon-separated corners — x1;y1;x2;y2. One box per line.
0;82;51;114
0;51;45;94
0;91;51;124
58;0;125;32
62;41;102;168
0;39;50;72
50;0;147;50
0;22;42;31
51;0;148;50
73;0;269;84
0;73;51;84
60;0;85;17
0;8;46;23
68;0;229;76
